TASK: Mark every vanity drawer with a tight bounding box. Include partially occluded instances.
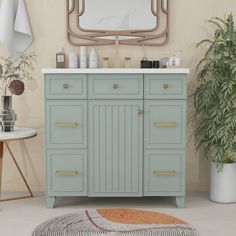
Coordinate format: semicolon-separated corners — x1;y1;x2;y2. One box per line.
144;74;187;99
144;100;186;149
45;74;87;99
47;150;87;195
88;74;143;99
46;100;87;149
144;150;185;196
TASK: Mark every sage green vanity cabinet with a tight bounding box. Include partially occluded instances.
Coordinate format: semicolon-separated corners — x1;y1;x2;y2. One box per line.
43;69;188;209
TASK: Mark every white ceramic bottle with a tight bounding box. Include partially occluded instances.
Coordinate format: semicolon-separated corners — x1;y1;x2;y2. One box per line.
89;48;98;69
68;52;78;68
80;46;87;68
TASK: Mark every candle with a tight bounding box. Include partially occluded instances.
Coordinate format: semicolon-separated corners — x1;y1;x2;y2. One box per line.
115;35;120;68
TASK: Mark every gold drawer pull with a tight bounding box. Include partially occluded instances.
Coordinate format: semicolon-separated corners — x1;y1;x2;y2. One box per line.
163;83;169;89
63;83;69;89
154;122;177;128
153;171;177;176
56;171;79;176
55;122;79;127
138;109;144;115
113;84;119;89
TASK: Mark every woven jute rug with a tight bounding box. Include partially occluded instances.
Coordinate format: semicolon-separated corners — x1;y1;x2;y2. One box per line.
32;209;196;236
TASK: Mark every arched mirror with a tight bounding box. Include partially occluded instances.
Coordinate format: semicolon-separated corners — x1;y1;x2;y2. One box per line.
67;0;169;46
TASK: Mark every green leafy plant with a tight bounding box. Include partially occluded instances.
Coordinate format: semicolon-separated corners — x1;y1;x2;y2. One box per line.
0;52;37;96
194;14;236;171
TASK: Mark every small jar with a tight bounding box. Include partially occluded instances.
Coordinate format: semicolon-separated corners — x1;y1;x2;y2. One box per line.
160;57;169;68
102;57;110;68
152;60;160;68
124;57;132;68
141;58;152;68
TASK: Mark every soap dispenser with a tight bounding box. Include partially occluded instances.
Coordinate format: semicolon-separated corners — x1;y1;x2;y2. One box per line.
56;47;66;68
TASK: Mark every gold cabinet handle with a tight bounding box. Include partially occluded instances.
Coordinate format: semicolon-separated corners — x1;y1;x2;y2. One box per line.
138;109;144;115
153;171;177;176
55;122;79;127
113;84;119;89
154;122;177;128
56;171;79;176
63;83;69;89
163;83;169;89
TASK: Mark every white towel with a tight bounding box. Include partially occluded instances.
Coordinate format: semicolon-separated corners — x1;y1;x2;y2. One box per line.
0;0;33;57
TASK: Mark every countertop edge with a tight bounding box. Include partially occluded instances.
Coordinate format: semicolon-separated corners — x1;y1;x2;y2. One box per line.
41;68;190;74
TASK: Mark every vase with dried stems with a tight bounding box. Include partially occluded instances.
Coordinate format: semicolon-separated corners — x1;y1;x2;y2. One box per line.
0;52;37;132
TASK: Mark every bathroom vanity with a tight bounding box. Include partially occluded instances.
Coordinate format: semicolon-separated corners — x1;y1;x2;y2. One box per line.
42;68;189;208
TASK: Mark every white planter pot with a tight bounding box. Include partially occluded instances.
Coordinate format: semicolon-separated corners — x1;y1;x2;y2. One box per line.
210;161;236;203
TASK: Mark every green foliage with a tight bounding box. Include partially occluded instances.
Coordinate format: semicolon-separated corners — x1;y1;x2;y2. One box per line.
194;14;236;171
0;52;37;96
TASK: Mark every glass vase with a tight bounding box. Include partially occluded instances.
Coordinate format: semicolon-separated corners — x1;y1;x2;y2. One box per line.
0;96;17;132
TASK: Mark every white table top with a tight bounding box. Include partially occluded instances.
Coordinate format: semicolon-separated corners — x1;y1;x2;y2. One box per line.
42;68;190;74
0;128;37;141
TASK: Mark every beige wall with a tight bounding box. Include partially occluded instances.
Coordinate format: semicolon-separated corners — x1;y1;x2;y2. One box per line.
0;0;235;193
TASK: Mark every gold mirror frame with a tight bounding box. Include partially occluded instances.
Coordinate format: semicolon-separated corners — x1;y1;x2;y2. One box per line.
66;0;169;46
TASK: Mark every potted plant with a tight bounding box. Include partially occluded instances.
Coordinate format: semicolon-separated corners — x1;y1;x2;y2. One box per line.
0;52;36;132
194;14;236;203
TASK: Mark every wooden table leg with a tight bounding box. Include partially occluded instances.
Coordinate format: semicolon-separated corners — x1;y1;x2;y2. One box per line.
0;142;4;199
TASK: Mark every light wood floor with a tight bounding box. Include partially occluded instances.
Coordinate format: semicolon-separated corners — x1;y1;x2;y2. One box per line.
0;192;235;236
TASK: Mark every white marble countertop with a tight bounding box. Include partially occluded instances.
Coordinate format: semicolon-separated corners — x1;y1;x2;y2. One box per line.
0;128;37;141
42;68;190;74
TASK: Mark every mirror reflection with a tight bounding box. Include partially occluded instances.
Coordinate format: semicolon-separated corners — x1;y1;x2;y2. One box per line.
79;0;156;31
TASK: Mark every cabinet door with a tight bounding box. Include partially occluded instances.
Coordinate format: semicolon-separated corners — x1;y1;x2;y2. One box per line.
144;100;186;149
89;100;143;196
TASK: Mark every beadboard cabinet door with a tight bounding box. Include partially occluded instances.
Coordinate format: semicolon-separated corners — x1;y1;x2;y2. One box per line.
88;100;143;197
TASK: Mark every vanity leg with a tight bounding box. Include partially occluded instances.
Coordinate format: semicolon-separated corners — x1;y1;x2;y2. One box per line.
46;196;56;208
176;196;185;208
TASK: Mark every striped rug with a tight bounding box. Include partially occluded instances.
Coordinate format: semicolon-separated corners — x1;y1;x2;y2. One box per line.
32;209;196;236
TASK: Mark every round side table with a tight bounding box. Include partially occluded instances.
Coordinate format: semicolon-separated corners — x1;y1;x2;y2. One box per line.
0;127;37;202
